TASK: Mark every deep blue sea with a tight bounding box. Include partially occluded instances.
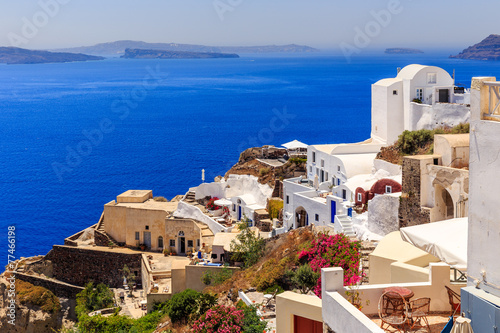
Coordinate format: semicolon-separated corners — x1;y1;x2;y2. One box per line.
1;52;499;258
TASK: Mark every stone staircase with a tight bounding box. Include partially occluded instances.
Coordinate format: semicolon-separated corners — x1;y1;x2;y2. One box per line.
184;191;196;203
94;217;119;247
360;241;377;284
336;215;356;237
195;222;215;247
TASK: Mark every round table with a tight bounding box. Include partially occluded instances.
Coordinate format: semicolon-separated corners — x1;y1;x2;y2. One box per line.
384;287;414;301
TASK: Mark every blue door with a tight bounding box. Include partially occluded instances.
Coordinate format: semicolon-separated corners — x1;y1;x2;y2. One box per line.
238;206;242;220
331;201;336;223
348;207;353;217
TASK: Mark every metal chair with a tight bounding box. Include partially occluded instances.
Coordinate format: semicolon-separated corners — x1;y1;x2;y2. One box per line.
378;291;409;332
445;285;461;318
408;297;431;332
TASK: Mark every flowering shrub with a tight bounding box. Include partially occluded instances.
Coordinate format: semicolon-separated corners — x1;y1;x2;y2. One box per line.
206;197;221;211
192;305;244;333
298;233;362;297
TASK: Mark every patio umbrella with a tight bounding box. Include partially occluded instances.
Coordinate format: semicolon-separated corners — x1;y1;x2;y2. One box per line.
400;217;467;267
282;140;308;149
214;198;232;206
451;317;474;333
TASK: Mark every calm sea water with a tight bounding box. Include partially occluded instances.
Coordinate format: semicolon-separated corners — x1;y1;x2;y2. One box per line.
1;52;499;258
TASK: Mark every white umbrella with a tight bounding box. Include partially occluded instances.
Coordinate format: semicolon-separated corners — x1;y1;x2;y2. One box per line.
451;317;473;333
282;140;308;149
400;217;467;267
214;198;232;206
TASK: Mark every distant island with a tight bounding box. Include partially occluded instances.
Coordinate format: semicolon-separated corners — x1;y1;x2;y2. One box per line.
121;48;239;59
385;48;424;54
450;34;500;61
0;47;104;65
54;40;319;56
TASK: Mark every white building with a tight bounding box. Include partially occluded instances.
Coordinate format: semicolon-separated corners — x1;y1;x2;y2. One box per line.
462;77;500;331
371;64;470;145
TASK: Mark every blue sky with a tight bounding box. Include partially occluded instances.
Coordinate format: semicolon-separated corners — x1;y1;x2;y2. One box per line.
0;0;498;51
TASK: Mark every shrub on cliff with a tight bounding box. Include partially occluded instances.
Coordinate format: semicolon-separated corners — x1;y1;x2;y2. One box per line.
230;227;266;268
191;304;266;333
17;279;61;313
165;289;217;324
76;282;115;318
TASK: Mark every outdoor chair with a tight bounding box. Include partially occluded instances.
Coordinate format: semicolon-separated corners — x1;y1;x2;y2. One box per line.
408;297;431;332
378;291;409;332
445;286;461;317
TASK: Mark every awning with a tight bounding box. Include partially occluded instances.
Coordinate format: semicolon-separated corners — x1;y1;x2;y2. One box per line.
400;217;467;267
282;140;308;149
214;198;232;206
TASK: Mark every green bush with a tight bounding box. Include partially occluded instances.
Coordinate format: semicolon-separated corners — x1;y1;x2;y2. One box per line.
76;282;115;318
201;265;233;286
289;157;307;164
291;264;320;294
165;289;217;324
267;199;283;219
78;313;133;333
230;227;266;268
259;167;270;176
241;305;268;333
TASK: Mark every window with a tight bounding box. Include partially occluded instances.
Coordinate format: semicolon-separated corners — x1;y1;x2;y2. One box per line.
337;166;341;172
393;90;398;95
232;204;236;212
312;152;316;163
169;239;175;247
357;193;362;202
321;159;324;167
197;239;200;247
342;189;347;200
145;225;149;230
135;232;139;240
178;231;185;237
385;186;392;194
337;179;341;186
325;172;329;180
416;88;424;101
286;195;289;204
427;73;437;84
211;253;217;259
188;240;194;248
315;214;319;222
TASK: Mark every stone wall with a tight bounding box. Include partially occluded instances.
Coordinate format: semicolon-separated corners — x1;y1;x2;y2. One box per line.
16;273;84;299
398;157;430;228
45;245;142;288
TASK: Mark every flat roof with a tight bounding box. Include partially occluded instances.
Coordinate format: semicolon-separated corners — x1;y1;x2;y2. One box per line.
110;199;179;212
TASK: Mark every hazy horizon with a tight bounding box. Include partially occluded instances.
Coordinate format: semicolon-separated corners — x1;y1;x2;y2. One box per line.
1;0;498;52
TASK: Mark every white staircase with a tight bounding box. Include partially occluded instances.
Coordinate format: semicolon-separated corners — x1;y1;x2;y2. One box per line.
334;215;356;237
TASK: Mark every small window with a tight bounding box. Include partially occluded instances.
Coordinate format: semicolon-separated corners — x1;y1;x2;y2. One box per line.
337;166;341;172
427;73;437;84
342;189;347;200
337;179;341;186
357;193;362;202
169;239;175;247
187;240;194;248
434;158;439;165
393;90;398;95
315;214;319;222
145;225;149;230
325;172;329;180
135;232;140;240
197;239;200;247
321;159;324;167
211;253;217;259
312;152;316;163
232;204;236;212
385;186;392;194
286;195;289;204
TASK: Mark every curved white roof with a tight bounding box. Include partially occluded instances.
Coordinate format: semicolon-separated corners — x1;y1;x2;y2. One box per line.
396;64;452;81
334;153;377;179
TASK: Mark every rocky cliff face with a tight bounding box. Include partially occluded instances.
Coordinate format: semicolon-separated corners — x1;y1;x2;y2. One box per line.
0;275;75;333
451;34;500;60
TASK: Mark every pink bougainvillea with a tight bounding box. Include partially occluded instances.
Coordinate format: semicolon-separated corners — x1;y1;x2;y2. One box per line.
192;305;244;333
298;233;362;298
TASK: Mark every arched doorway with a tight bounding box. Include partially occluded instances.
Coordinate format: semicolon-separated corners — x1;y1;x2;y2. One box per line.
237;199;242;221
295;207;308;228
434;185;454;221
